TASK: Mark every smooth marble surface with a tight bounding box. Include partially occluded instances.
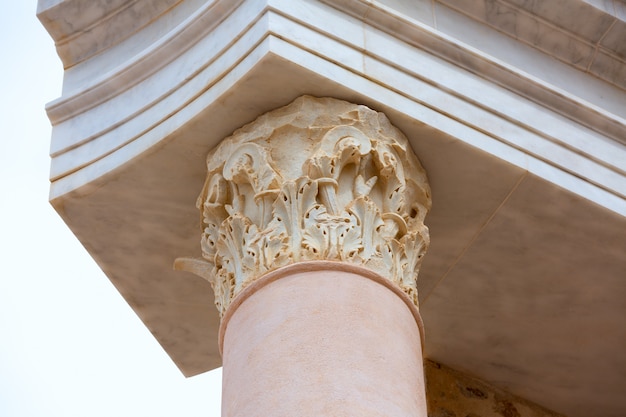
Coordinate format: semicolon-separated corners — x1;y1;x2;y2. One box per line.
581;0;615;15
46;0;626;207
434;0;626;90
590;49;626;90
39;0;626;415
37;0;130;39
360;22;626;194
441;0;595;69
412;137;526;301
38;0;183;67
431;2;626;120
377;0;434;25
505;0;615;42
58;0;211;95
601;19;626;59
48;0;268;176
421;173;626;417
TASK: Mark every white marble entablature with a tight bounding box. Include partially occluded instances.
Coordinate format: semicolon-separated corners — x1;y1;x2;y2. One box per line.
368;0;626;91
175;96;431;315
42;0;626;215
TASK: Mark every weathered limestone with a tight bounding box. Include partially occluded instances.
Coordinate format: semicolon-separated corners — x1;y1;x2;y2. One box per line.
176;95;431;316
424;360;566;417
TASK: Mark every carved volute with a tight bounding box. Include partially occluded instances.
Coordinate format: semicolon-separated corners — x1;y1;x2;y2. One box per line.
176;96;431;316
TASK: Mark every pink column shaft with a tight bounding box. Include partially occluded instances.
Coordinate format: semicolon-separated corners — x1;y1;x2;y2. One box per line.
220;262;427;417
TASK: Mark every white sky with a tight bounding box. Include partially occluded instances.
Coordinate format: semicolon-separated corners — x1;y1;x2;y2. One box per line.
0;4;222;416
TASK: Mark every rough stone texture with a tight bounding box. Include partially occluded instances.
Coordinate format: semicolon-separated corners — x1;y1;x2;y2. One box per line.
425;360;565;417
177;95;431;316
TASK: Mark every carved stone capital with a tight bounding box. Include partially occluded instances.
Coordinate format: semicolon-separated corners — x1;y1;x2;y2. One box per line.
176;96;431;316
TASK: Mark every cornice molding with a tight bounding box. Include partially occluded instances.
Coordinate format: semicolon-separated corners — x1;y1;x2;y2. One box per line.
37;0;183;68
44;0;244;122
42;0;626;215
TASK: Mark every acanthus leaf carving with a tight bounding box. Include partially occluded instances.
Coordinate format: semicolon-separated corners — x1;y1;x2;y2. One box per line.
176;96;431;316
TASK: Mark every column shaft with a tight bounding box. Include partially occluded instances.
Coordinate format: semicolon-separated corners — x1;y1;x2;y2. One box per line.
221;263;427;417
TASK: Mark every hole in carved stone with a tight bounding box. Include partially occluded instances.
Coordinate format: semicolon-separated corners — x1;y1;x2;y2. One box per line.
410;208;418;218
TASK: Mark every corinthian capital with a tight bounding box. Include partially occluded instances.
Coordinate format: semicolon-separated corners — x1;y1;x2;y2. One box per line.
176;96;431;316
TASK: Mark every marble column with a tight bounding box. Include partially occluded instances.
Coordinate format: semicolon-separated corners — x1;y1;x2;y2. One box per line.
176;96;431;417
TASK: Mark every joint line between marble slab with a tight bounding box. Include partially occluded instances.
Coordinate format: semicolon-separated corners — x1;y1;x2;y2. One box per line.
587;18;618;72
431;0;437;29
421;171;528;305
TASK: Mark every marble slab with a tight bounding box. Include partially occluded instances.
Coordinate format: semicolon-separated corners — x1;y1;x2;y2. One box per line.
38;0;184;67
600;17;626;59
433;0;626;91
590;49;626;90
504;0;615;42
421;173;626;417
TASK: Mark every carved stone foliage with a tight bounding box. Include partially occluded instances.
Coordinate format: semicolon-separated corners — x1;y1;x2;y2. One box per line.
176;96;431;316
